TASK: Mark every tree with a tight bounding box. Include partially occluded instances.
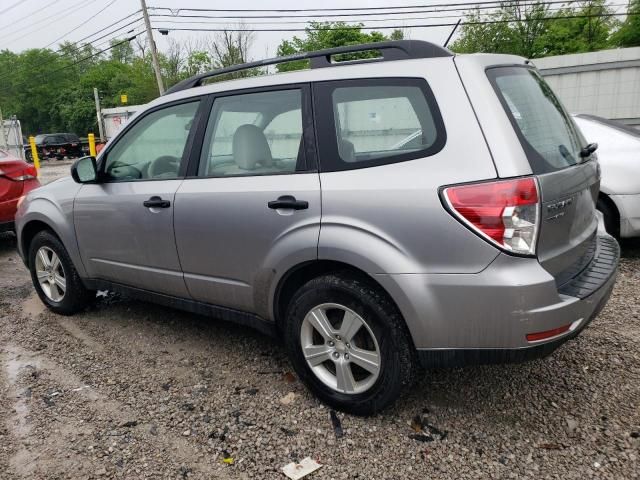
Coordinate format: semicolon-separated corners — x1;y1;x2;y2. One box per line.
540;0;617;55
450;2;551;58
207;29;260;79
275;22;404;72
450;0;617;57
611;0;640;47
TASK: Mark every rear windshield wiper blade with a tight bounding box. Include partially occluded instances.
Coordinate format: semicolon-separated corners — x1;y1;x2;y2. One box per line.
580;142;598;158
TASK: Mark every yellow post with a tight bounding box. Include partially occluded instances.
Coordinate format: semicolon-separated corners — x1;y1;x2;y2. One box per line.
88;133;96;157
28;136;40;173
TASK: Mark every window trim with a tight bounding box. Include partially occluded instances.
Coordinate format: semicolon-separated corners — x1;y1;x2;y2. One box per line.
312;77;446;172
97;96;207;183
185;83;317;179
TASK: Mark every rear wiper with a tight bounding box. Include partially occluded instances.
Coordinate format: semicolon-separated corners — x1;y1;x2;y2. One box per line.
580;142;598;158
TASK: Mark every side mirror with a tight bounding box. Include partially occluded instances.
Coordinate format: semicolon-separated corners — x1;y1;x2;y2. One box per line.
71;156;98;183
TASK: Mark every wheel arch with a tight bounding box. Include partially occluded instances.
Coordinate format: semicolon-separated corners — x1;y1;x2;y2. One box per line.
273;260;411;341
597;191;621;237
20;219;61;268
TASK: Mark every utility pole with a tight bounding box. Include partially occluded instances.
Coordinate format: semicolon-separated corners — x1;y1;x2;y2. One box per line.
140;0;165;95
93;88;105;143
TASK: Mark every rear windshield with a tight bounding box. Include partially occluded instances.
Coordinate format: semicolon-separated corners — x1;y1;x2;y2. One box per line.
487;66;587;174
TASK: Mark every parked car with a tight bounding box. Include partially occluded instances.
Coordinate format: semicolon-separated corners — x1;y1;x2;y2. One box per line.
572;114;640;238
0;149;39;233
32;133;83;160
15;41;619;414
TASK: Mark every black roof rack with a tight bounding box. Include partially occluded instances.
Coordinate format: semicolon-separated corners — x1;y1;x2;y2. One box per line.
164;40;452;95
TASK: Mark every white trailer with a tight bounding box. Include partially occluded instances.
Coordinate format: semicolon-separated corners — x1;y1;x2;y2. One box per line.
101;106;142;141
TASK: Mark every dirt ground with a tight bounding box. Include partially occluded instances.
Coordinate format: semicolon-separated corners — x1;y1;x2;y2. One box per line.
0;162;638;479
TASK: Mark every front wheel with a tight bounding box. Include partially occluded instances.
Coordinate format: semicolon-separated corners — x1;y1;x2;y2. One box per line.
283;273;416;415
28;230;94;315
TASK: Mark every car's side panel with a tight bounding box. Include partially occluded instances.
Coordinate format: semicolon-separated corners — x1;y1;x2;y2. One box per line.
315;61;500;275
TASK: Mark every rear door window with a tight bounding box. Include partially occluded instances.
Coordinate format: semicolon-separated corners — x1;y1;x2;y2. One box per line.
487;67;588;174
313;78;446;171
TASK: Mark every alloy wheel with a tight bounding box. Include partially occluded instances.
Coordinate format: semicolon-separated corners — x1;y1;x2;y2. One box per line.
300;303;381;394
34;246;66;302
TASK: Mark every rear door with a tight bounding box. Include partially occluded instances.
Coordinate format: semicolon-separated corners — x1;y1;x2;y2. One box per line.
173;85;320;315
487;66;599;283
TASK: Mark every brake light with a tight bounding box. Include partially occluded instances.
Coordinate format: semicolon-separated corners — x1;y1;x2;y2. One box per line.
443;177;540;255
0;164;38;181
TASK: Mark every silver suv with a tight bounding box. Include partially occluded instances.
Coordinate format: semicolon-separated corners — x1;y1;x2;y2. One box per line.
16;41;619;415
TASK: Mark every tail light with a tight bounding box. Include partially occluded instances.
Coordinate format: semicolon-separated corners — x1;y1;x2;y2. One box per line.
0;164;38;181
443;177;540;256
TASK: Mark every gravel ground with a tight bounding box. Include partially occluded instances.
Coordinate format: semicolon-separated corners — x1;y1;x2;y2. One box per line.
0;162;638;479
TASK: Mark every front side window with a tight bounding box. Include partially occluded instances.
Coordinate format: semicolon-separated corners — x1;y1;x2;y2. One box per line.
314;78;446;171
103;101;200;181
488;67;587;174
199;89;304;177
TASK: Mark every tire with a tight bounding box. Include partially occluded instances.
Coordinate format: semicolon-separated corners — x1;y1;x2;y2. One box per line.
28;230;94;315
283;273;416;415
597;197;620;238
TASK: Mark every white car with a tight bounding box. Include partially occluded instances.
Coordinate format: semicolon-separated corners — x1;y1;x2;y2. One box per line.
573;114;640;238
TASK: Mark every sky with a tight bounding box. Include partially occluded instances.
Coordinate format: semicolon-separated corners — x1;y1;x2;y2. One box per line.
0;0;469;59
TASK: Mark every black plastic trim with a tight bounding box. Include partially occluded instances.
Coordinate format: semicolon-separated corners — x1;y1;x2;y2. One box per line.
0;220;15;233
557;235;619;299
84;279;276;338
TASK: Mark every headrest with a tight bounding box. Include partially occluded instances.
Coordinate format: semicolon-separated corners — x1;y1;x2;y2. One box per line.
232;124;273;170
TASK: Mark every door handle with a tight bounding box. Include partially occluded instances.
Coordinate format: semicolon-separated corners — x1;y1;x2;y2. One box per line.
268;195;309;210
143;196;171;208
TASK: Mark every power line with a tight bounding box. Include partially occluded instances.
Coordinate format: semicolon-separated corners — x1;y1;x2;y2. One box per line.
152;11;638;33
0;16;143;85
42;0;121;49
148;1;589;20
0;0;31;16
146;0;583;13
0;0;51;29
0;0;103;45
0;32;142;94
149;4;627;27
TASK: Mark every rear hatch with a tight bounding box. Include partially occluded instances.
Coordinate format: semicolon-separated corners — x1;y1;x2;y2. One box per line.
487;66;599;285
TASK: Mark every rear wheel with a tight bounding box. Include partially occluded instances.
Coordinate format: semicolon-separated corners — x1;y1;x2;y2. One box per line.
283;273;416;415
28;230;94;315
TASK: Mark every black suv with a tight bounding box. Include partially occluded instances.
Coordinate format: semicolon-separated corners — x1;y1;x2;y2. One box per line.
27;133;83;161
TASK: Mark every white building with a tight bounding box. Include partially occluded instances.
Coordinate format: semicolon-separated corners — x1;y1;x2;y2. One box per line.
534;47;640;127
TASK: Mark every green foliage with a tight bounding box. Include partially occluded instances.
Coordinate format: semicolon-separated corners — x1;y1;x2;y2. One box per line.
611;0;640;47
275;22;404;72
450;0;618;58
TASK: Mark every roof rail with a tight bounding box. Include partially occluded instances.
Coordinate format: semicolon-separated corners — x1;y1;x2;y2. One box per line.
164;40;452;95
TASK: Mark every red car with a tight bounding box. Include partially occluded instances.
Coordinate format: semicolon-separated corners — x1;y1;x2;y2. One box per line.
0;149;40;233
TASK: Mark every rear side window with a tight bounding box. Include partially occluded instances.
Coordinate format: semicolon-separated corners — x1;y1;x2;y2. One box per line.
487;67;587;174
314;78;445;171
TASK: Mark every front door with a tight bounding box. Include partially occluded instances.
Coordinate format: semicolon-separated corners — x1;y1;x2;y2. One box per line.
74;99;202;297
174;86;320;315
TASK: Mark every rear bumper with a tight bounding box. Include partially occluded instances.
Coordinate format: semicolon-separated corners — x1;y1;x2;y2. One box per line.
375;234;619;365
611;193;640;238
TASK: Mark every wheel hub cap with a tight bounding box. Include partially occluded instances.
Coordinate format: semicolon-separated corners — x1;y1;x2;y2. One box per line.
300;303;381;395
34;246;66;302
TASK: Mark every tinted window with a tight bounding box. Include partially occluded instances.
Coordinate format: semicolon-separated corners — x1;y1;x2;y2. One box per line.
314;78;445;171
104;101;199;181
199;89;303;177
488;67;587;174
